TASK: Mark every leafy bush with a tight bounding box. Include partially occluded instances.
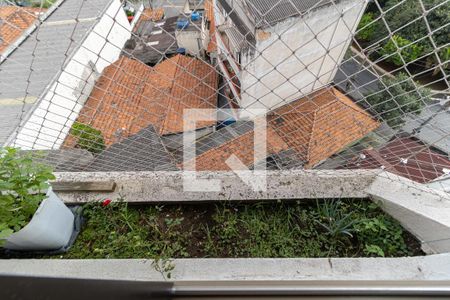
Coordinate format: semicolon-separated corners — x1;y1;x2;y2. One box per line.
356;13;377;41
0;148;55;243
365;73;430;127
70;122;106;154
380;35;424;66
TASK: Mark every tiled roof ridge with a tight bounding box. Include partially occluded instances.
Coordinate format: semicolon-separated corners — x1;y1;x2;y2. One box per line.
306;87;377;165
328;87;375;119
303;110;318;164
268;113;315;164
159;55;182;135
88;56;129;126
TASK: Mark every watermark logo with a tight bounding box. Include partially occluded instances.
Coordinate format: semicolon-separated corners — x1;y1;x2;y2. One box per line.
183;108;267;192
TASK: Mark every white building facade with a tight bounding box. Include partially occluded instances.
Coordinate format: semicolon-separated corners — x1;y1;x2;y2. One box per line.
214;0;368;117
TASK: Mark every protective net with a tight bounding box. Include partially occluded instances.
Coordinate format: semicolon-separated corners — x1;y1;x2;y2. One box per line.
0;0;449;189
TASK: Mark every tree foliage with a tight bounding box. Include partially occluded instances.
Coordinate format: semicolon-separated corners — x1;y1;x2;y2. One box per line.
380;35;424;65
356;13;377;41
365;73;430;127
381;0;449;49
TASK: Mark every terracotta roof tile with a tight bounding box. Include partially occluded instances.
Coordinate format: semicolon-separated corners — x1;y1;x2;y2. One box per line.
205;0;217;53
186;87;379;170
64;55;218;147
0;6;44;53
190;125;289;171
270;87;380;167
204;0;214;21
137;7;164;23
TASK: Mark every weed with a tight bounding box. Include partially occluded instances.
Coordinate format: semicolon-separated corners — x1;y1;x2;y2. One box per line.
58;199;421;261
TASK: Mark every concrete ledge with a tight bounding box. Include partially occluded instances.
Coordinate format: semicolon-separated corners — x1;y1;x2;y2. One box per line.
366;172;450;254
1;254;450;281
51;169;450;254
53;170;378;203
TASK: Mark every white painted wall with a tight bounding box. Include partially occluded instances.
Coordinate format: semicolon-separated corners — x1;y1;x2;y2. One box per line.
12;0;132;150
239;0;367;117
367;171;450;254
176;30;202;55
175;17;208;56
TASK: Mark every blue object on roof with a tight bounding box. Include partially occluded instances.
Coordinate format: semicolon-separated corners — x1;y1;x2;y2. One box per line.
176;48;186;54
177;18;189;29
191;11;200;21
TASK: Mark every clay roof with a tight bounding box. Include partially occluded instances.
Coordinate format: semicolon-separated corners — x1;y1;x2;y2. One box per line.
137;7;164;23
0;6;44;53
270;87;380;168
345;137;450;183
192;126;290;171
65;55;218;147
205;0;214;21
206;0;217;53
188;87;379;170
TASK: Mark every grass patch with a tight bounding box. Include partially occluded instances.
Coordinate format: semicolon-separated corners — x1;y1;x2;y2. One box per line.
60;199;423;259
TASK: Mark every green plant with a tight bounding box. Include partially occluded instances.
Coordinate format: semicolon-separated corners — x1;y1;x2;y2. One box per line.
365;72;430;127
56;199;421;260
381;0;449;50
426;46;450;76
31;0;57;9
315;200;356;239
70;122;106;154
356;13;377;41
355;216;408;257
0;147;55;243
380;35;424;66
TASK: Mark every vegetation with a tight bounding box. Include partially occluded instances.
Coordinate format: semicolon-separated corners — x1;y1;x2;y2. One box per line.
0;148;55;244
380;35;424;66
356;12;377;41
365;73;430;127
357;0;449;74
381;0;449;50
31;0;57;9
60;199;422;260
70;122;106;154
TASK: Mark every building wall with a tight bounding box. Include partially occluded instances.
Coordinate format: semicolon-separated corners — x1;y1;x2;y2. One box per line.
175;17;208;56
12;0;132;150
239;0;366;117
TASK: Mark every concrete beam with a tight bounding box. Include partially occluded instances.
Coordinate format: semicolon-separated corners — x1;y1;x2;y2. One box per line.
53;169;378;203
366;172;450;254
1;255;450;281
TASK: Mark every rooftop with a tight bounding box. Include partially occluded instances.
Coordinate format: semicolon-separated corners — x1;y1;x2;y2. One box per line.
244;0;335;27
345;136;450;184
183;87;379;170
123;15;179;65
135;7;164;25
402;103;450;155
0;6;44;53
0;0;113;146
64;54;218;148
85;124;178;172
216;0;336;42
205;0;217;53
